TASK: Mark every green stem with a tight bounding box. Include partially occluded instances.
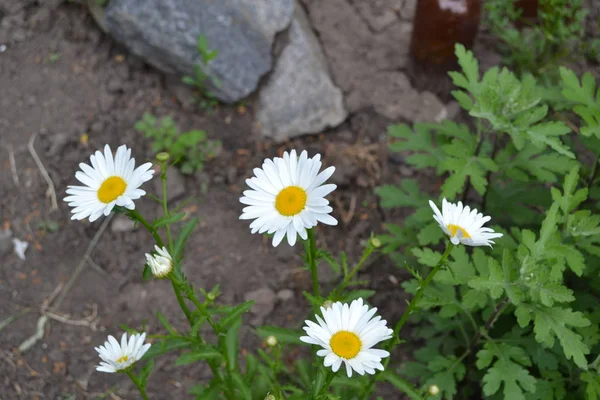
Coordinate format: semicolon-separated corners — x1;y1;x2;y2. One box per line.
127;209;164;248
125;369;150;400
185;288;219;332
169;276;193;324
360;243;454;400
330;244;375;299
391;243;454;339
306;229;320;299
160;164;173;251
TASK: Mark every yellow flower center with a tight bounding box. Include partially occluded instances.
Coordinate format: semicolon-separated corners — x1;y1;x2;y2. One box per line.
97;176;127;204
330;331;362;359
447;224;471;239
275;186;307;216
116;355;129;363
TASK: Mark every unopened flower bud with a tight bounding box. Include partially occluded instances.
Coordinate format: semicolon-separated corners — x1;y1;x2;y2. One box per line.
265;335;278;347
144;245;173;278
428;384;440;396
322;300;334;310
207;292;217;301
370;237;382;248
156;152;170;162
264;394;276;400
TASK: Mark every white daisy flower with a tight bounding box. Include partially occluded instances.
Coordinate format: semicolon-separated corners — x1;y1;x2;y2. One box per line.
95;332;151;373
145;245;173;278
429;198;503;247
240;150;338;247
300;298;393;378
64;144;154;222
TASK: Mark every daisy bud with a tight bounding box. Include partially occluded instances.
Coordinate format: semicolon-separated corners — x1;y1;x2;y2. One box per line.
156;152;170;162
265;335;278;347
145;245;173;278
370;237;382;248
264;395;276;400
428;384;440;396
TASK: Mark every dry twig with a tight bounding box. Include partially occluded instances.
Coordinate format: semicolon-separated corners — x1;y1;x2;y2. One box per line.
28;132;58;211
3;144;20;185
18;215;113;352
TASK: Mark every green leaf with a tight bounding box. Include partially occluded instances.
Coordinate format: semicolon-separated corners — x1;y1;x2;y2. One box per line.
139;359;154;387
256;326;304;345
582;371;600;400
224;317;242;373
175;347;222;365
156;312;177;335
173;217;199;260
375;180;427;208
412;248;442;267
476;342;536;400
219;301;254;329
468;250;524;304
152;212;186;228
142;337;189;360
560;67;600;139
380;370;423;400
515;304;590;369
231;372;252;400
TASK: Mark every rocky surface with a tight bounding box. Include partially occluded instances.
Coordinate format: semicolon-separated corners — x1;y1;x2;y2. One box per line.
104;0;294;103
257;5;347;141
303;0;450;124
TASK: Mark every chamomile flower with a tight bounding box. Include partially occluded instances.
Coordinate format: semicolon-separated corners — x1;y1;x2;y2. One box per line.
94;332;151;373
429;198;503;247
240;150;337;247
300;298;393;378
64;144;154;222
145;245;173;278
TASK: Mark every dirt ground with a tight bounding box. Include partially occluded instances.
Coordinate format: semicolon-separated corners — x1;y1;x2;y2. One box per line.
0;2;419;399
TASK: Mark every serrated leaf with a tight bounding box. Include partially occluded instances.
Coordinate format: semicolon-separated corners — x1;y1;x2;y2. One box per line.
375;180;427;209
412;248;441;267
477;343;536;400
515;304;590;369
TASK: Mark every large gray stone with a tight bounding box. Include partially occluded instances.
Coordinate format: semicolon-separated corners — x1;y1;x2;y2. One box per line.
104;0;294;103
257;5;347;141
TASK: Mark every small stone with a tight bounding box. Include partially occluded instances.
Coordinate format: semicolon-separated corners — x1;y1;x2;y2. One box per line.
276;289;294;301
353;0;399;32
0;228;13;256
111;215;136;233
244;288;277;325
106;78;122;93
446;101;462;121
163;168;186;201
90;120;105;134
47;133;70;157
226;166;237;184
414;92;447;123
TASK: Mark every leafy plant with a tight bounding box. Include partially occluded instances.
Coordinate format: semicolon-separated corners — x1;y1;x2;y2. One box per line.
485;0;595;81
377;44;600;399
135;113;220;175
182;35;220;109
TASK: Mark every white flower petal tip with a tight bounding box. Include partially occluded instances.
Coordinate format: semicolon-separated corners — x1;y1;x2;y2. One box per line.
145;245;173;278
429;198;503;247
240;150;337;247
63;144;155;222
94;332;151;373
300;298;393;378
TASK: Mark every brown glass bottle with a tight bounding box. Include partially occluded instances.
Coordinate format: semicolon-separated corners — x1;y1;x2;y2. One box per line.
410;0;482;71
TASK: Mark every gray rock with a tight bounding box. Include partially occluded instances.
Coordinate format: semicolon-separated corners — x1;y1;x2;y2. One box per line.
111;215;136;232
105;0;294;103
400;0;417;20
352;0;401;32
276;289;295;301
257;5;347;141
153;167;187;201
244;287;277;325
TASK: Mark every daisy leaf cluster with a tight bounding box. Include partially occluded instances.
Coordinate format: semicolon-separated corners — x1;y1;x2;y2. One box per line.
377;44;600;400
